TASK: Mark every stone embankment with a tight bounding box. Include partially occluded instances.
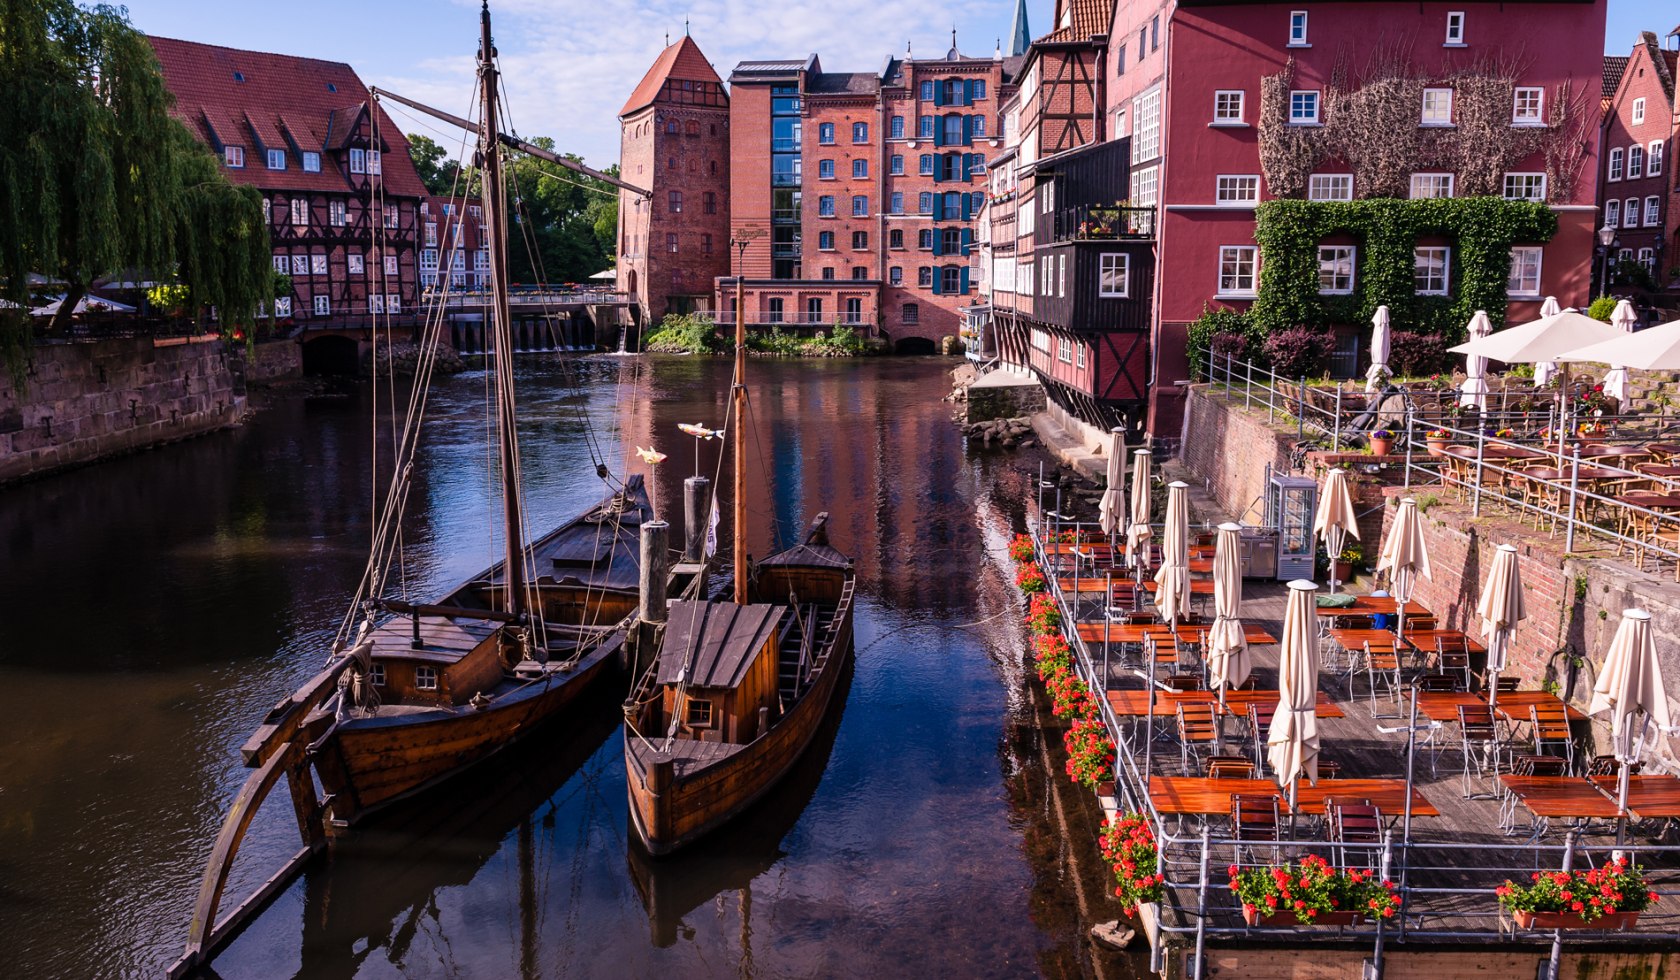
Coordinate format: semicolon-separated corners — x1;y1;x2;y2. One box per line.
362;340;466;376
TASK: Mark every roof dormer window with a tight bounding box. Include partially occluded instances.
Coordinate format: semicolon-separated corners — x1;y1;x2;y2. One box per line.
349;148;366;174
266;149;285;170
302;151;320;173
225;145;245;168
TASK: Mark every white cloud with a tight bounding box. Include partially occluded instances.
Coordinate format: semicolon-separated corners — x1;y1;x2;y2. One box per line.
370;0;1014;167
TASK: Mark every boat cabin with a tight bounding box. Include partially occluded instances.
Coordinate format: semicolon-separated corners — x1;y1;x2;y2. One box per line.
655;600;787;744
365;615;505;708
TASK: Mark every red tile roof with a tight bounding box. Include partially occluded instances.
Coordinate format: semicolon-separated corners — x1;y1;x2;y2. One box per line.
149;36;428;198
1039;0;1110;44
620;36;724;117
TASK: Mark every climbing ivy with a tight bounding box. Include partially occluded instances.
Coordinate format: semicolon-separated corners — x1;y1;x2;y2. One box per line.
1249;198;1556;342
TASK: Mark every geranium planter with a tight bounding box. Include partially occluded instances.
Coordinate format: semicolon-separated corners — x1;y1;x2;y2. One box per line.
1426;440;1449;456
1512;910;1640;930
1243;907;1361;927
1096;780;1117;798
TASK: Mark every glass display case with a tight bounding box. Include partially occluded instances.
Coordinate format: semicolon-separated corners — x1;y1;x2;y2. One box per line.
1266;475;1319;581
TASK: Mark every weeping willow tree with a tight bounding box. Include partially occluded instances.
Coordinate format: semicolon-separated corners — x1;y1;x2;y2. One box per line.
0;0;269;379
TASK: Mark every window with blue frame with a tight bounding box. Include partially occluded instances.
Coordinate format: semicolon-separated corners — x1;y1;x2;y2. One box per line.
851;195;869;216
890;266;903;285
819;122;835;144
918;193;932;215
941;267;962;293
918;229;932;249
920;116;935;138
890;229;903;248
890;115;905;139
920;154;934;175
852;231;868;250
918;266;932;286
973;79;987;100
852;122;868;143
819;159;835;179
890;154;904;175
890;191;904;213
819;195;835;216
920;80;934;101
853;159;868;178
943;115;964;145
943;191;962;216
973;115;987;138
819;231;834;249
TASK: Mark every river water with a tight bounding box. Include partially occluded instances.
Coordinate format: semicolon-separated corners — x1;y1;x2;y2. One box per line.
0;355;1138;978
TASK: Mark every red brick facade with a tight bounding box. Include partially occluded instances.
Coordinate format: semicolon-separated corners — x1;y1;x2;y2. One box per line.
1597;32;1678;297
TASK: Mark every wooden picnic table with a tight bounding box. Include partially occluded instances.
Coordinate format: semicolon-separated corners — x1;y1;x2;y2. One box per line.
1316;596;1431;619
1075;622;1278;645
1444;444;1546;461
1044;541;1214;558
1148;776;1289;816
1415;691;1488;723
1519;465;1625;482
1499;775;1625;819
1289;778;1439;817
1141;579;1218;596
1106;688;1344;718
1400;629;1488;654
1489;690;1587;723
1590;775;1680;819
1329;628;1401;652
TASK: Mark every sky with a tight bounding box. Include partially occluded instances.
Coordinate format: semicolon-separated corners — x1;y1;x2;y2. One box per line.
131;0;1659;170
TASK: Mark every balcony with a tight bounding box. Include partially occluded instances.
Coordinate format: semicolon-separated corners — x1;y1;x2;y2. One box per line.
1050;204;1156;244
771;171;801;187
771;138;801;152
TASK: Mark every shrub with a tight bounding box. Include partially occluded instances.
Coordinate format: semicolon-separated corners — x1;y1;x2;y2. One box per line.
1388;331;1453;377
1024;592;1061;634
1033;631;1073;680
1586;295;1617;323
1015;561;1046;593
1008;534;1036;564
644;313;726;353
1210;331;1249;362
1497;858;1658;922
1229;855;1400;924
1047;670;1099;721
1063;717;1116;789
1186;304;1256;380
1101;813;1164;910
1262;326;1330;380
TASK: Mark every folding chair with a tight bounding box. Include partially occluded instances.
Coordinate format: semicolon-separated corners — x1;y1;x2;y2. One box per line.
1316;759;1342;780
1493;676;1520;693
1247;703;1277;775
1457;704;1502;798
1166;673;1203;692
1206;755;1255;779
1587;755;1641;778
1529;703;1576;772
1326;797;1383;869
1362;642;1402;705
1434;635;1472;691
1177;702;1220;770
1230;793;1281;864
1418;673;1462;693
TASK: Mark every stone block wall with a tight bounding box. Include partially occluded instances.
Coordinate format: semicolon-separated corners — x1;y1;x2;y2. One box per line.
0;336;244;485
1179;386;1294;524
240;339;302;384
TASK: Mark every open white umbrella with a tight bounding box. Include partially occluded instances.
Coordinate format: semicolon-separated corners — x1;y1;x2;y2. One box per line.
30;293;136;316
1153;481;1192;629
1098;427;1127;538
1207;522;1250;697
1269;579;1322;824
1376;498;1432;643
1366;306;1392;393
1532;297;1562;386
1601;300;1638;402
1125;450;1153;571
1589;609;1673;842
1459;310;1493;411
1558;317;1680;369
1450;310;1625;458
1314;468;1360;594
1476;544;1526;713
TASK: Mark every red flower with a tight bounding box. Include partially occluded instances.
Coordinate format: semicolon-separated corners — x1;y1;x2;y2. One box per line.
1571;901;1584;913
1649;891;1660;903
1383;907;1395;918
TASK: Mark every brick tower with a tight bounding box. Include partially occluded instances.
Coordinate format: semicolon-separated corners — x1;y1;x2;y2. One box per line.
618;36;731;330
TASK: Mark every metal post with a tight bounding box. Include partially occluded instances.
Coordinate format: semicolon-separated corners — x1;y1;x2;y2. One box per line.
1565;445;1582;553
682;476;711;562
1333;386;1343;454
1399;685;1419;936
1403;406;1415;489
1473;422;1486;518
1245;357;1253;411
1193;826;1211;980
1373;829;1392;978
639;520;670;625
1225;349;1234;401
1298;374;1307;441
1545;830;1578;980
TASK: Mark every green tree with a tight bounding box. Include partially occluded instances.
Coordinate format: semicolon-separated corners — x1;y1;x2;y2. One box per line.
407;133;463;196
0;0;270;373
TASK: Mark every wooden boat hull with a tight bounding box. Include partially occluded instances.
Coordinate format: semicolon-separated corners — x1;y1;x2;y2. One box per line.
626;599;853;856
313;631;623;826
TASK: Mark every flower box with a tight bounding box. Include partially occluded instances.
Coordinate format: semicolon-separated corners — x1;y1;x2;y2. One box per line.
1243;906;1362;927
1512;910;1640;931
1426;439;1449;456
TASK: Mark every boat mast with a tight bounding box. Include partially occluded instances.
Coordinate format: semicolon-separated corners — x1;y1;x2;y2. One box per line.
478;2;524;619
732;271;747;605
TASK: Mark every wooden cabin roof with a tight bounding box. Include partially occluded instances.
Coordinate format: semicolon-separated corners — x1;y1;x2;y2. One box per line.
758;512;849;569
657;600;785;689
477;475;652;593
369;614;498;664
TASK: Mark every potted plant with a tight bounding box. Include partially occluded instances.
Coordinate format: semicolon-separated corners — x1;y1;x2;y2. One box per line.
1425;429;1451;455
1015;561;1046;594
1048;671;1100;722
1101;813;1164;915
1063;717;1116;790
1033;631;1073;682
1009;533;1036;564
1497;858;1658;930
1334;540;1363;583
1025;592;1062;635
1229;856;1400;926
1368;429;1395;456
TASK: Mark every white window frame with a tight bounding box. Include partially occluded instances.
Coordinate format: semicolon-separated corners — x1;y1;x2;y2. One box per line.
368;150;382;175
1215;174;1261;206
1409;173;1454;199
369;293;384;314
1421;88;1454;127
349;148;366;174
1041;257;1052;295
1217;245;1258;298
1605;200;1621;227
310;254;327;275
1075;343;1086;369
369;663;385;687
1646;196;1661;227
1057;336;1072;364
1414;246;1451;296
271;255;287;274
1501;173;1546;202
1627;145;1644;179
1649;141;1665;177
273;296;291;317
1624;198;1639;228
1632;98;1646;126
1507;246;1542;298
266;148;286;170
302;151;320;173
1288;90;1320;125
1617;247;1633;265
384;255;398;277
1031;328;1050;353
1058;253;1066;297
1607;147;1624;181
415;665;438;690
1132;86;1162;162
1308;174;1353;201
312;295;330;316
1099;253;1130;297
290;198;308;226
1445;11;1465;44
386;293;400;313
330;200;347;227
224;146;245;168
1213;90;1245;125
1512;87;1544;125
1318;245;1356;295
1638;247;1656;272
1288;10;1309;46
347;253;364;274
290;255;308;276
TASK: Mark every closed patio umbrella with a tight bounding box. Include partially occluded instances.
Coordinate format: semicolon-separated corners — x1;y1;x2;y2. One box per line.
1207;522;1250;697
1366;306;1392;393
1589;609;1673;842
1476;544;1526;713
1601;300;1638;403
1376;498;1432;643
1153;481;1192;629
1126;450;1153;572
1532;297;1562;386
1314;468;1359;594
1450;310;1624;459
1098;427;1127;538
1460;310;1493;412
1269;579;1322;825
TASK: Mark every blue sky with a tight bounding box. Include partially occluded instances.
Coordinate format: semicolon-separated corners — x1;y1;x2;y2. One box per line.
131;0;1658;169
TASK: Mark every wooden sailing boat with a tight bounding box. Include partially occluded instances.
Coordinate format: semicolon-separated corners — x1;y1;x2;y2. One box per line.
622;275;857;856
173;6;655;975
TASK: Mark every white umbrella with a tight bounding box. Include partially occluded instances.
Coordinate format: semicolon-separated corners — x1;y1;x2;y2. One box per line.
1601;300;1638;402
1125;450;1153;571
30;293;136;316
1153;481;1192;629
1589;609;1673;841
1269;579;1322;823
1532;296;1562;386
1459;310;1493;411
1558;318;1680;369
1207;522;1250;695
1376;498;1432;643
1366;306;1392;393
1475;544;1526;712
1314;468;1360;594
1098;427;1127;538
1450;311;1625;458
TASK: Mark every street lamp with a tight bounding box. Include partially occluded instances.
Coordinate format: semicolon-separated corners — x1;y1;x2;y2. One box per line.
1597;223;1618;296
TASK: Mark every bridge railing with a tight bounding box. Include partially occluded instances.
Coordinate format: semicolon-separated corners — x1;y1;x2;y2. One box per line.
431;288;631;307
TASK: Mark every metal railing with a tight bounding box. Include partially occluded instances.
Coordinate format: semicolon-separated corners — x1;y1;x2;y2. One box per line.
1050;203;1157;244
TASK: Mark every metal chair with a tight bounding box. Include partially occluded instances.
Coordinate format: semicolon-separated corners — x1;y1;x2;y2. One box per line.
1362;641;1403;705
1528;703;1576;772
1418;673;1462;693
1457;704;1502;798
1493;676;1520;693
1206;755;1255;779
1433;635;1473;691
1326;796;1383;869
1587;755;1639;778
1246;703;1277;775
1316;759;1342;780
1177;702;1220;770
1230;793;1281;863
1166;672;1203;692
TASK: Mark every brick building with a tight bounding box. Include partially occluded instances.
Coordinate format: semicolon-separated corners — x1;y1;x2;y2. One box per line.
150;37;428;344
1596;30;1678;301
1099;0;1607;435
616;36;733;326
420;196;488;293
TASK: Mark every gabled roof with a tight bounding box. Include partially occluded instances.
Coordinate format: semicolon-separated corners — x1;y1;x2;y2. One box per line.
1038;0;1110;44
621;36;724;116
657;600;786;689
149;36;427;197
1603;55;1630;105
807;71;878;96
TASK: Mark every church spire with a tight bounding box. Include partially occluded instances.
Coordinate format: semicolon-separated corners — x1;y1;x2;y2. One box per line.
1007;0;1031;56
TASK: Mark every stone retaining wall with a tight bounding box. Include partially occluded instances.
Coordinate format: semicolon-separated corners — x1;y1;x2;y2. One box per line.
1180;386;1295;524
240;339;302;384
0;336;244;485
